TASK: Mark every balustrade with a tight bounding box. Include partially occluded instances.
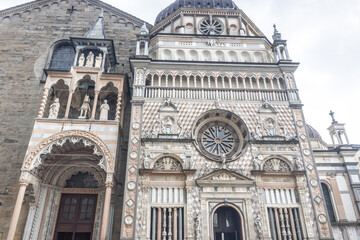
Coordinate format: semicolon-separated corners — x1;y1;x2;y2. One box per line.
151;207;184;240
144;86;291;102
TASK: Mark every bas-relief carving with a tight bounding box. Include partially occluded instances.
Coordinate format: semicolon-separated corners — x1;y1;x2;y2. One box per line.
153;157;183;171
263;158;291;172
23;130;115;172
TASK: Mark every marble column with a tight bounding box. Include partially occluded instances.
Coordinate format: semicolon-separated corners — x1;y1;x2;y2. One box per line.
6;182;29;240
64;90;74;119
100;181;113;240
91;90;100;120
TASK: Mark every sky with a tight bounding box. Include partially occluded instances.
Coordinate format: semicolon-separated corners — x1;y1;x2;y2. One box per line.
1;0;360;144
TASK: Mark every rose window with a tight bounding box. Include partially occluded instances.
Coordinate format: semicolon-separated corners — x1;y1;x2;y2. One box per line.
199;18;224;35
201;125;234;155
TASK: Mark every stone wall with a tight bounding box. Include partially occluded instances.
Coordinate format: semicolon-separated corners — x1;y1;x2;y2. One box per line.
0;0;141;238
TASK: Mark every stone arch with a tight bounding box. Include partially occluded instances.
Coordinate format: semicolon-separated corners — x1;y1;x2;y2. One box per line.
210;202;246;240
51;167;106;188
320;181;337;222
262;156;292;172
22;130;115;173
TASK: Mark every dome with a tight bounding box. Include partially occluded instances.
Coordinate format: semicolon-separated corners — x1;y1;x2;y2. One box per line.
306;124;322;139
155;0;239;25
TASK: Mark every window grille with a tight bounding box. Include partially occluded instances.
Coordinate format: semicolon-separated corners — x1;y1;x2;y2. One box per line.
267;207;303;240
150;207;184;240
49;44;75;71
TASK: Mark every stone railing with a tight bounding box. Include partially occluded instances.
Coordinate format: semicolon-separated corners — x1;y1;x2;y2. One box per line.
144;87;295;102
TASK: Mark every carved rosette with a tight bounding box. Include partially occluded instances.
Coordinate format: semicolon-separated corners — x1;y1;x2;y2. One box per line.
293;109;333;238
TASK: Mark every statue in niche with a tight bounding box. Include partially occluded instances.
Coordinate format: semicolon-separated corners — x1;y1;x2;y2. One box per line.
220;153;227;169
161;115;175;134
85;51;94;67
48;98;60;119
95;53;103;68
264;117;277;136
78;53;85;67
99;100;110;120
143;155;150;169
79;95;91;119
252;156;260;170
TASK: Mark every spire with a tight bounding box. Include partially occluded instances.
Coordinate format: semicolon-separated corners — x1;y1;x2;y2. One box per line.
139;22;149;35
84;9;106;39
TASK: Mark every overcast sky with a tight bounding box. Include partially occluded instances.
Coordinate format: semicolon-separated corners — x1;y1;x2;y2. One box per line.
1;0;360;144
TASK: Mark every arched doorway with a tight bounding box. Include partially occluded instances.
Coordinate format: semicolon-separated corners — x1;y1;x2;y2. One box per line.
213;206;242;240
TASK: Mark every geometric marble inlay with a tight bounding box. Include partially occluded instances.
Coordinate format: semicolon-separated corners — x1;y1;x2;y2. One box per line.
314;195;322;204
127;199;135;207
307;164;314;171
129;166;137;174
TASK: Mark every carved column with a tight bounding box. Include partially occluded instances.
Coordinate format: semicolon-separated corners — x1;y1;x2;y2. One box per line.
6;181;29;240
115;91;123;121
64;90;74;119
91;90;100;120
100;178;114;240
37;87;50;118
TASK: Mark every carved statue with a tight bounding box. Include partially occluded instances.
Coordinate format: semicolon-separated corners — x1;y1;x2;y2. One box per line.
85;51;94;67
264;117;277;136
78;53;85;67
253;156;260;170
143;156;150;169
254;215;263;239
95;53;103;68
48;98;60;119
161;115;175;134
294;156;304;171
221;153;227;169
79;95;91;119
99;100;110;120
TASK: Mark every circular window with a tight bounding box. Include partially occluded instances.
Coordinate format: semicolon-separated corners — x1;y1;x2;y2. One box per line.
199;18;224;35
193;110;249;162
201;123;235;155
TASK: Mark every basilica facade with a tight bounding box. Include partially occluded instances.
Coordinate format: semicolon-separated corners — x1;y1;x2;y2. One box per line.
0;0;359;240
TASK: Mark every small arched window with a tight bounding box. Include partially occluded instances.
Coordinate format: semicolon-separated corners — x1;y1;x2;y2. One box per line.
49;43;75;71
321;183;336;222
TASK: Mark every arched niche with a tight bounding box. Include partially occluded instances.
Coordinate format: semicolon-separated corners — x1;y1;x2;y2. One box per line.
254;52;264;63
176;50;185;60
98;82;118;120
202;50;212;61
215;51;225;61
69;75;96;119
151;156;184;171
163;49;172;60
240;51;251;62
228;51;238;62
189;50;199;61
44;79;69;119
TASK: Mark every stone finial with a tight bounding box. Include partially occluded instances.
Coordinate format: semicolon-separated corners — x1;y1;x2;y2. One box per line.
272;23;282;41
139;22;149;35
329;110;338;124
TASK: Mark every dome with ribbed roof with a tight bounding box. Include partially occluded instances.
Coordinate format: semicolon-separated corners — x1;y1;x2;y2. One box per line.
155;0;239;24
306;124;322;139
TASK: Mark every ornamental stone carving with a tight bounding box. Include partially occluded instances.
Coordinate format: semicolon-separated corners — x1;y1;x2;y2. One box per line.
263;158;291;172
23;130;115;172
153;157;182;171
48;98;60;119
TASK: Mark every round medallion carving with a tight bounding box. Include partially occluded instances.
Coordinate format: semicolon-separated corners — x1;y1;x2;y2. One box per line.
132;122;140;130
310;179;318;187
318;214;328;224
258;155;264;160
130;151;138;159
124;215;134;225
127;181;136;191
296;120;304;127
303;149;311;156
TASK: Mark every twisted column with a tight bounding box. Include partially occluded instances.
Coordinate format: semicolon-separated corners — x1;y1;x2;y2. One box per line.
37;87;50;118
115;91;123;121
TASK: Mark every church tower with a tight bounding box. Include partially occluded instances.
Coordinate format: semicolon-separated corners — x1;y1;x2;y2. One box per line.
122;0;334;239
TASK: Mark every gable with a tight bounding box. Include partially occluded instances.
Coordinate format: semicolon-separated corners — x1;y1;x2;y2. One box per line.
0;0;151;29
196;169;253;187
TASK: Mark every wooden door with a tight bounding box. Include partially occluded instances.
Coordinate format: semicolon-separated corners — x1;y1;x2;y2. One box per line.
213;207;241;240
55;194;97;240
